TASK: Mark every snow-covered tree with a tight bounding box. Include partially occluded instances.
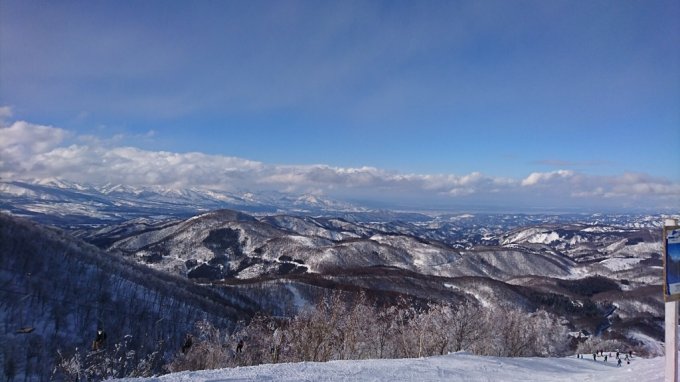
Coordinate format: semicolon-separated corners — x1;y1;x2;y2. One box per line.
166;320;230;372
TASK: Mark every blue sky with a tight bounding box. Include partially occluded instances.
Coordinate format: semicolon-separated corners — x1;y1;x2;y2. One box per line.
0;1;678;212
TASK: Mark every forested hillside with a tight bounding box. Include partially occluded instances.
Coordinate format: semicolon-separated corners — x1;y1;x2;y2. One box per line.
0;214;256;380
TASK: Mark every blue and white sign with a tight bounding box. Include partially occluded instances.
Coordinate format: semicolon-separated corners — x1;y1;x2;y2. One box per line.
665;228;680;299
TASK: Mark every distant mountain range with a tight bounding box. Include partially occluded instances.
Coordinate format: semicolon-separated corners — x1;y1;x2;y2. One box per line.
0;178;367;225
1;178;673;227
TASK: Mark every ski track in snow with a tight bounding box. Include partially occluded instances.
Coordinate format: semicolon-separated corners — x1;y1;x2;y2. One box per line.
112;353;664;382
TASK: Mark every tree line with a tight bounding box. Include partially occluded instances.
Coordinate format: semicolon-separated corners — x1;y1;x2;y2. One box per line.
168;291;570;372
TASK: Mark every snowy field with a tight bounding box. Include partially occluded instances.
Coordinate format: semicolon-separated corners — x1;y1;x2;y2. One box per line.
114;352;664;382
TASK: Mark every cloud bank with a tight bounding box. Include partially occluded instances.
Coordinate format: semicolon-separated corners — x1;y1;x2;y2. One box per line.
1;118;678;212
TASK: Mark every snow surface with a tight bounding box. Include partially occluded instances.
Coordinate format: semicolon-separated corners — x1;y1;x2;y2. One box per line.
581;226;619;233
599;257;643;272
527;231;560;244
113;352;664;382
627;331;665;357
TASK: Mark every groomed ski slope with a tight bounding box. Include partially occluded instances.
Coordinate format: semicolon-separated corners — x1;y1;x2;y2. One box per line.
115;352;664;382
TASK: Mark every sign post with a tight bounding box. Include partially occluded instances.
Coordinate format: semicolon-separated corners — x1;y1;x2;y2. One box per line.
664;218;679;382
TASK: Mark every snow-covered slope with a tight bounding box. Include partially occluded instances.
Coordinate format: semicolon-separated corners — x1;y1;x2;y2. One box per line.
113;352;663;382
101;210;580;282
500;225;660;263
0;213;258;381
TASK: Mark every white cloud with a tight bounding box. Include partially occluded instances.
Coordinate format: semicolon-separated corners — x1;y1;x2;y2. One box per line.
603;173;680;198
0;120;69;176
521;170;575;186
0;121;67;153
1;118;678;211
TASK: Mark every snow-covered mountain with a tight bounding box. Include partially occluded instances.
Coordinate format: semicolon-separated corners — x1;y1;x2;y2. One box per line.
71;208;671;358
89;209;663;283
0;179;367;225
103;210;581;281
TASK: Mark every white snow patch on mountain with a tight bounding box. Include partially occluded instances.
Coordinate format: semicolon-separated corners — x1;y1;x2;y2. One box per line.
23;202;112;218
287;235;319;247
617;242;662;256
236;263;269;279
502;228;543;244
527;231;560;244
599;257;643;272
604;239;628;254
581;226;618;233
502;228;562;245
565;265;591;279
568;235;586;245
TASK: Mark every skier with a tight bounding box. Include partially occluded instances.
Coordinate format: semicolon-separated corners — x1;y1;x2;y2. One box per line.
593;352;596;361
604;354;608;362
236;339;244;353
617;358;622;367
92;327;107;351
616;350;620;359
